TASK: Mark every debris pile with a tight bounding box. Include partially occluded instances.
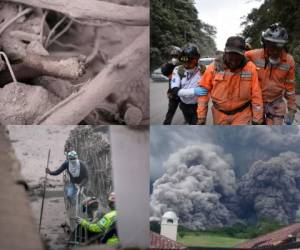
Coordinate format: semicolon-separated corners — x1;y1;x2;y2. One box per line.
0;0;149;125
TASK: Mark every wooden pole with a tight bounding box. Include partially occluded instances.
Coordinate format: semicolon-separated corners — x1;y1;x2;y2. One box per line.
39;148;51;232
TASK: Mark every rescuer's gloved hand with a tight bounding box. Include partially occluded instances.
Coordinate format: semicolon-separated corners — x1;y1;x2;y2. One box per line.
194;87;208;96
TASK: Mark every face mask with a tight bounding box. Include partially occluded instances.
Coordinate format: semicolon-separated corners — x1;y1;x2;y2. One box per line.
68;159;80;177
269;57;280;65
171;58;178;65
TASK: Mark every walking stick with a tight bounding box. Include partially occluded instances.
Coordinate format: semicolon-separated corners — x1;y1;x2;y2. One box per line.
39;149;51;232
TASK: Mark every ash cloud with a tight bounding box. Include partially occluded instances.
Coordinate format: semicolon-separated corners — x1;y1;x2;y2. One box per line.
151;126;300;179
151;144;238;230
237;152;300;224
150;126;300;229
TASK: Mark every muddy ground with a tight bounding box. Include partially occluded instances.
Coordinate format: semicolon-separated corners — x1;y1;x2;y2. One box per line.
8;126;75;250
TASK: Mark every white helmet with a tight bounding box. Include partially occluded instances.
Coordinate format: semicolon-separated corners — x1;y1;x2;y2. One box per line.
67;150;78;160
261;23;288;47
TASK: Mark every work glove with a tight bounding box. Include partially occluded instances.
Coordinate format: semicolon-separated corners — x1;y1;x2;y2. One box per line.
75;216;83;224
197;118;206;125
285;109;296;125
194;87;208;96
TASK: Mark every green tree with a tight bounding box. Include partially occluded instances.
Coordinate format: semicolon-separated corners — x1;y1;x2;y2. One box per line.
150;220;161;233
242;0;300;93
150;0;217;71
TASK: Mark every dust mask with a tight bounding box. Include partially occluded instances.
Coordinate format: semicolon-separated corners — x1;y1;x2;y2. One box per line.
68;159;80;178
171;58;178;65
269;57;280;65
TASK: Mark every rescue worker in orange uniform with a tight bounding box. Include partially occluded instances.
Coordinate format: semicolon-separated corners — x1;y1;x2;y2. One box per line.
245;23;297;125
197;36;264;125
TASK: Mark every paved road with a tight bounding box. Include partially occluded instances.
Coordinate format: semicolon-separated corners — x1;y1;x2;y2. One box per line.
150;80;213;125
150;80;300;125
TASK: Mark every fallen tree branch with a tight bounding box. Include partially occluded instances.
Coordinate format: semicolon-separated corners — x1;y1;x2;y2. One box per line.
35;27;149;125
39;10;48;44
46;19;73;48
0;52;17;83
0;54;86;86
44;15;67;47
9;30;41;42
0;7;32;36
86;28;101;64
23;54;86;79
5;0;149;26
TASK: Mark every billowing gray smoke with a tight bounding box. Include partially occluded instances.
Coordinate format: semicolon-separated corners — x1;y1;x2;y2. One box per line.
151;144;238;230
150;126;300;179
237;152;300;224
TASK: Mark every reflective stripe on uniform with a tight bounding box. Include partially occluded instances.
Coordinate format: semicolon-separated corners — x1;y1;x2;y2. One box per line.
278;63;290;71
198;102;208;107
217;71;249;77
286;79;295;84
254;59;265;68
286;91;295;95
240;71;252;78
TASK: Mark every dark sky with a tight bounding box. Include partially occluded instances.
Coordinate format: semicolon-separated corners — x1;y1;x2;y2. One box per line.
150;126;300;180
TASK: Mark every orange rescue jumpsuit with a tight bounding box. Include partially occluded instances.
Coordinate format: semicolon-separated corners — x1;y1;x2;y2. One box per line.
245;49;296;125
197;58;263;125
